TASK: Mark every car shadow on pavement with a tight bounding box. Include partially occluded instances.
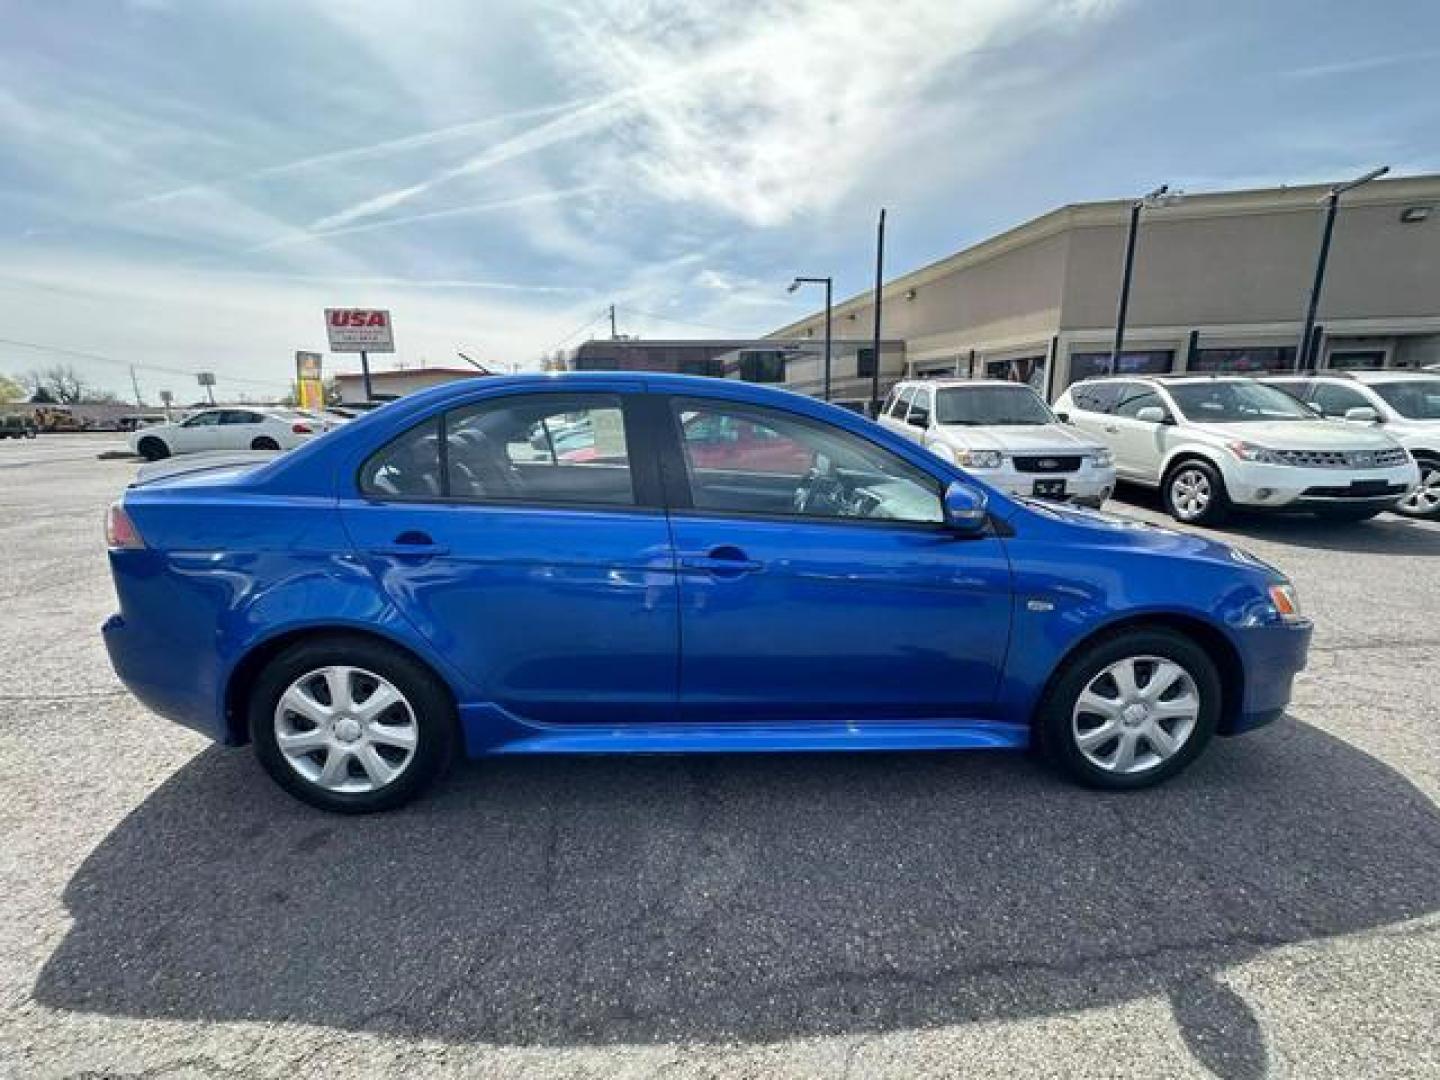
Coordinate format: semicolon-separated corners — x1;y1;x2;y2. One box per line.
1111;483;1440;556
35;721;1440;1080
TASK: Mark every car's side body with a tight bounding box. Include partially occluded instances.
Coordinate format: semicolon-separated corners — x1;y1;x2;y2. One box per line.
104;374;1309;772
128;407;318;459
1054;375;1418;515
878;379;1116;507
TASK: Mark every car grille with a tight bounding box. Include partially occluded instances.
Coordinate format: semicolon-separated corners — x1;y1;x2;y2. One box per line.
1012;455;1083;474
1274;447;1409;469
1301;482;1408;499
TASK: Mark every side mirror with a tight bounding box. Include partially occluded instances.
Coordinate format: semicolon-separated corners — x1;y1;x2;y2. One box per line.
943;480;989;535
1134;406;1168;424
1055;411;1071;424
907;409;930;429
1344;406;1380;423
1304;400;1323;414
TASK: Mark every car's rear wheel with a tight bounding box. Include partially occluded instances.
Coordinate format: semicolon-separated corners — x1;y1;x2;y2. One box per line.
1396;455;1440;519
249;636;457;813
1036;628;1220;790
137;436;169;461
251;436;280;451
1163;459;1229;525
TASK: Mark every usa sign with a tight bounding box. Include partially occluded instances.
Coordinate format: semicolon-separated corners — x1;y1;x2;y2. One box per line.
324;308;395;353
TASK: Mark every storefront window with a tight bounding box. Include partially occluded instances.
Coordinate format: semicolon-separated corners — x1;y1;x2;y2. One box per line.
984;356;1047;392
1191;347;1297;373
1069;350;1174;381
1327;350;1386;370
738;351;785;383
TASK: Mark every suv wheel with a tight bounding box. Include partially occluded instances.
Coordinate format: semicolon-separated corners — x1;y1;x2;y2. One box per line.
1163;460;1229;525
249;636;457;813
1037;628;1220;790
1397;455;1440;519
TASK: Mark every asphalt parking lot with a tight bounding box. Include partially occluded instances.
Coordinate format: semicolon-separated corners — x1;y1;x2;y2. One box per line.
2;433;1438;1080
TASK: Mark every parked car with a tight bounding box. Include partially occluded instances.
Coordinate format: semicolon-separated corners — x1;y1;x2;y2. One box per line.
117;414;168;432
1261;371;1440;519
103;373;1313;813
879;379;1115;507
0;413;38;439
1054;375;1418;524
128;407;320;460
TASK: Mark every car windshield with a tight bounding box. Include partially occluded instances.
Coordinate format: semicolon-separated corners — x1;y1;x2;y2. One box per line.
1370;379;1440;420
936;385;1054;426
1165;381;1316;423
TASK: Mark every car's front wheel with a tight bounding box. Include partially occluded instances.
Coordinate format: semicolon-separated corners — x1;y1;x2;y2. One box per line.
1396;455;1440;520
1163;459;1230;525
249;636;457;813
1037;628;1220;790
136;436;169;461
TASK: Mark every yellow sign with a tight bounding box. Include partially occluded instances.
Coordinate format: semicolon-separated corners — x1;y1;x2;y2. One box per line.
295;351;324;411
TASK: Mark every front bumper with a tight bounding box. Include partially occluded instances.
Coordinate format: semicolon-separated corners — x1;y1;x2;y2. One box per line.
974;463;1117;507
1224;619;1313;735
1224;460;1419;511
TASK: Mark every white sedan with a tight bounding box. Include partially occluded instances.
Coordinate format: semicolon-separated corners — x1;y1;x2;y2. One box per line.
129;408;320;461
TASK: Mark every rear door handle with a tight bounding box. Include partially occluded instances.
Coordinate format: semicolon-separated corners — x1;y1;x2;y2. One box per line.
1104;425;1120;433
678;546;762;575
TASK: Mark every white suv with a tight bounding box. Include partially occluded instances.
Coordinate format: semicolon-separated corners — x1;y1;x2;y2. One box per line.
1261;371;1440;519
879;379;1116;507
1053;375;1418;524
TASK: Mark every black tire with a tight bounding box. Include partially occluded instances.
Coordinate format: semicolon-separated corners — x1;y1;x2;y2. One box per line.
248;635;457;813
1036;627;1221;791
1315;507;1382;523
1394;454;1440;520
251;436;280;451
137;436;169;461
1163;458;1230;525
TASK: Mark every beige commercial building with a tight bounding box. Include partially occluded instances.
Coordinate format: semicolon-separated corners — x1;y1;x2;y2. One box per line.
766;174;1440;403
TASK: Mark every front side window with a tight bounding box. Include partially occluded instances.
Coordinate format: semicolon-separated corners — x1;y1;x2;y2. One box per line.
674;400;943;524
1370;379;1440;420
1166;381;1316;423
359;394;635;505
937;385;1053;426
183;411;222;427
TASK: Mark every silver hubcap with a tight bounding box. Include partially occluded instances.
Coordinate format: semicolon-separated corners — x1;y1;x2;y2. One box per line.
1170;469;1211;520
1400;466;1440;515
1072;655;1201;775
274;666;418;794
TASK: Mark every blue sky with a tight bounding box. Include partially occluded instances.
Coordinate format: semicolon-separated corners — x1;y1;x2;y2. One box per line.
2;0;1437;399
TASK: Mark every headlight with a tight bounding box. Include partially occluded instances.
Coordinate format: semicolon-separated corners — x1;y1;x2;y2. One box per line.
1227;440;1285;465
956;449;1004;469
1267;582;1304;624
1091;448;1114;468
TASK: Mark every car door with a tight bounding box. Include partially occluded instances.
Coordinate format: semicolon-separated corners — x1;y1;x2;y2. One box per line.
1062;381;1122;442
219;409;265;450
660;394;1013;724
339;387;678;727
1106;384;1172;481
171;410;223;452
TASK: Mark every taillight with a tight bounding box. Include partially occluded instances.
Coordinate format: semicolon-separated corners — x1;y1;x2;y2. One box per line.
105;503;145;550
292;422;313;434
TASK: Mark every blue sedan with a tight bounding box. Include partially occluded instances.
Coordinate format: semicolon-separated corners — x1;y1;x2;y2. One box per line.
102;374;1312;812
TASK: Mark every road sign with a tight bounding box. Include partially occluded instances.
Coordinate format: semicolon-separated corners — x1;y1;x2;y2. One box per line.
196;372;216;386
325;308;395;353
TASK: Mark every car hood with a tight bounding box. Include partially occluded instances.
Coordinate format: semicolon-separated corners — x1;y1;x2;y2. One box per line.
934;423;1103;453
1008;498;1283;576
1187;419;1398;450
1383;418;1440;438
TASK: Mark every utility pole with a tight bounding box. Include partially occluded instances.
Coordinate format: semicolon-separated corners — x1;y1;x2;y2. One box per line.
1297;165;1389;370
129;365;143;407
870;208;886;416
787;276;833;401
1109;184;1172;376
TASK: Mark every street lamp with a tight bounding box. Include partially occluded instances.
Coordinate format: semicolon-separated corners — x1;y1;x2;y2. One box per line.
1108;184;1180;375
1296;165;1390;370
788;275;833;401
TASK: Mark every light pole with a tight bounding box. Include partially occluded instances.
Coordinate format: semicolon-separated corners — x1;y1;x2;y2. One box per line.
787;276;833;401
1296;165;1389;370
1108;184;1178;375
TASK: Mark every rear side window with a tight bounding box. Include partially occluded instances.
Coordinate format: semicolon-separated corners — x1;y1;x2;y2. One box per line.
1068;381;1122;414
1112;388;1166;419
359;393;636;506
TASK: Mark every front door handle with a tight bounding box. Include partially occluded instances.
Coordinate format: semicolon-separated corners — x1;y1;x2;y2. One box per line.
678;546;762;576
368;531;449;558
1104;425;1120;433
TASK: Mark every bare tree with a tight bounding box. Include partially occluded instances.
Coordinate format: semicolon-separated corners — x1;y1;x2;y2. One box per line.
23;364;90;404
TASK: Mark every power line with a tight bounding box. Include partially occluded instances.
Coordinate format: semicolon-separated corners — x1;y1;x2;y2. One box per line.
538;308;612;356
611;306;758;338
0;336;291;389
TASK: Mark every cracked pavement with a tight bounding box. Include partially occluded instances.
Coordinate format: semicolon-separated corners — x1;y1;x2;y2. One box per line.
2;434;1438;1079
